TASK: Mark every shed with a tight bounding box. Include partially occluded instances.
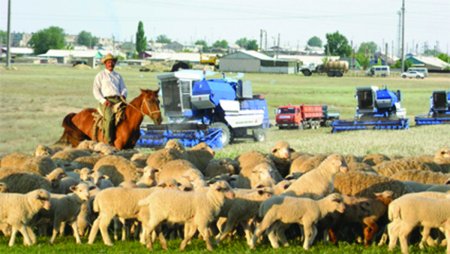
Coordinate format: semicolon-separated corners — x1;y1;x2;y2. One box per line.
406;54;450;71
219;50;297;74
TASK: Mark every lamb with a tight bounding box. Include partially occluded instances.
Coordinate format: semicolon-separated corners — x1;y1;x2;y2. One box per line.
362;153;391;166
34;144;54;157
283;154;348;198
235;161;282;189
146;147;185;170
46;183;91;244
136;166;158;188
130;152;150;168
251;193;345;250
139;181;235;251
0;168;52;193
156;159;206;189
93;155;140;186
289;154;327;175
73;155;102;169
389;169;450;185
204;158;239;178
184;142;215;173
333;171;411;198
374;156;443;177
0;189;51;246
268;141;297;177
0;152;57;175
387;192;450;254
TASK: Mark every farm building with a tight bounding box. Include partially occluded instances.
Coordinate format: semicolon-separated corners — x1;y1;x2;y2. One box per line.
406;54;450;71
219;50;298;74
38;49;99;67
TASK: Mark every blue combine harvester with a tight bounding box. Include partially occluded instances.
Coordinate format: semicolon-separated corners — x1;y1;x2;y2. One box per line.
332;86;409;133
415;90;450;125
137;70;270;149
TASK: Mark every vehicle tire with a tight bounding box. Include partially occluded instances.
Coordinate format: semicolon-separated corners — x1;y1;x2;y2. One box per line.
336;71;343;77
402;75;406;78
416;75;420;79
210;122;231;147
252;128;266;142
301;69;312;76
327;71;335;77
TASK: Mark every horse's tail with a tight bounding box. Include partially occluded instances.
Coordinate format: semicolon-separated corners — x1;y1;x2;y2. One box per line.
55;113;90;147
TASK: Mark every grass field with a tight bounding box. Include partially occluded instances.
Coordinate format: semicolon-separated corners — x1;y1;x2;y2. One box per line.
0;64;449;253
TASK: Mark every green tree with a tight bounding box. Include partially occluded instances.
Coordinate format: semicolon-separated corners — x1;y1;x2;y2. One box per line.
357;41;378;55
324;31;352;57
28;26;66;54
156;34;171;44
236;38;258;50
195;40;210;52
0;30;7;45
355;53;370;70
212;40;228;50
307;36;322;47
437;53;449;63
136;21;147;58
77;31;98;48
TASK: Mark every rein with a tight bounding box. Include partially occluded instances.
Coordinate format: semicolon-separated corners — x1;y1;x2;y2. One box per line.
120;96;160;116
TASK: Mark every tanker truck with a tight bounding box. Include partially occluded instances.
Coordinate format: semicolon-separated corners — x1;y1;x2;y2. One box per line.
300;60;349;77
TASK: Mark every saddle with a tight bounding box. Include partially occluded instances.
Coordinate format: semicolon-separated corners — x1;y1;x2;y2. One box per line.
92;102;126;141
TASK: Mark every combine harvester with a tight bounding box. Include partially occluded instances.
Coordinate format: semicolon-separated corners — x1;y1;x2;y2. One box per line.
415;90;450;125
137;70;270;149
331;86;409;133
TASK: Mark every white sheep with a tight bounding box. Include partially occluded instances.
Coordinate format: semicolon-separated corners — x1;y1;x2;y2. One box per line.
251;193;345;250
235;161;282;189
0;189;51;246
387;192;450;254
156;159;206;189
47;182;91;244
138;180;235;251
283;154;348;198
136;166;158;188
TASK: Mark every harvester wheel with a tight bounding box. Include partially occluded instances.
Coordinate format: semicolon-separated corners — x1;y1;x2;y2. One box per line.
211;122;231;147
252;128;266;142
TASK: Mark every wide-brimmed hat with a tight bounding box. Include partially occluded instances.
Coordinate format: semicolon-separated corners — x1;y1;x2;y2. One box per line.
101;53;118;64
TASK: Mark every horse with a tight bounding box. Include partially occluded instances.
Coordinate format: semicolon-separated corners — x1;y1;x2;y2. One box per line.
57;89;162;150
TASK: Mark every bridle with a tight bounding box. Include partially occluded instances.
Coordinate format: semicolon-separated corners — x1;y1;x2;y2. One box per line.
120;96;160;117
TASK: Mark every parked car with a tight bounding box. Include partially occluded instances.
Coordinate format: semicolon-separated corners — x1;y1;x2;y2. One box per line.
401;71;425;79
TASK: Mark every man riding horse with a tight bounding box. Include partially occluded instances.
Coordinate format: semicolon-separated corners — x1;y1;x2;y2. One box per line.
93;53;127;145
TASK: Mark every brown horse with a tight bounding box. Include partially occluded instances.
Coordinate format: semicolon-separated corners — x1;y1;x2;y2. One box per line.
57;89;162;150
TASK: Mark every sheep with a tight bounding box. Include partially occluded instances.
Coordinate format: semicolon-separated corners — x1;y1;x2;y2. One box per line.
362;153;391;166
146;147;185;170
390;169;450;185
93;155;140;186
216;186;274;246
136;166;158;188
289;154;327;175
269;141;297;177
235;161;282;189
156;159;206;189
34;144;54;157
73;155;102;169
0;182;8;193
325;190;394;246
51;148;92;162
333;171;411;199
283;154;349;199
374;156;443;177
138;180;235;251
130;152;150;168
0;152;57;175
251;193;345;250
45;167;80;194
0;168;52;193
387;192;450;254
46;183;91;244
204;158;239;178
88;170;114;189
164;139;186;153
184;142;215;173
0;189;51;246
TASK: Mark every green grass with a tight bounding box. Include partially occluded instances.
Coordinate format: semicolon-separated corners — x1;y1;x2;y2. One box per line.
0;64;449;252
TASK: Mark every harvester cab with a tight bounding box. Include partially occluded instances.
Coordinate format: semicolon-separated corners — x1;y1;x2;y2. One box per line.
332;86;409;133
415;90;450;125
137;70;270;148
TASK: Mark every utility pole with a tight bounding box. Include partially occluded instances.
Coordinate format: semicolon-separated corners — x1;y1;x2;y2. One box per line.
6;0;12;68
401;0;406;72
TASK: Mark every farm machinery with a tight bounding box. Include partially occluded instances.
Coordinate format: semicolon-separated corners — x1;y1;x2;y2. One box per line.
331;86;409;133
415;90;450;125
275;104;340;129
136;70;270;149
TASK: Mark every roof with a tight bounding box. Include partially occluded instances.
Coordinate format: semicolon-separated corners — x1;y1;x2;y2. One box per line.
39;49;97;58
407;55;450;70
1;47;34;54
222;50;274;61
145;51;200;62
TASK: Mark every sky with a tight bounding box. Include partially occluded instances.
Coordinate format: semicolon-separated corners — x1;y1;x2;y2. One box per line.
1;0;450;54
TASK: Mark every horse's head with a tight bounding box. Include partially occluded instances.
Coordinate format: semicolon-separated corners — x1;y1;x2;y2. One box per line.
141;88;162;125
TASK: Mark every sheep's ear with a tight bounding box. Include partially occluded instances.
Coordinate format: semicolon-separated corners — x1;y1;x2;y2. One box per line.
257;189;264;195
446;178;450;185
289;148;295;153
158;182;167;188
69;185;77;192
271;148;278;154
88;185;97;191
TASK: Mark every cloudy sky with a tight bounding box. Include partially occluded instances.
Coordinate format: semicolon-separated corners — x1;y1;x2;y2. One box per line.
1;0;449;53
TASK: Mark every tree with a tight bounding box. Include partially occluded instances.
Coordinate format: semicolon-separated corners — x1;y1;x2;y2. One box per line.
355;53;370;70
236;37;258;50
135;21;147;58
324;31;352;57
437;53;449;63
28;26;66;54
195;40;210;52
212;40;228;50
0;30;6;45
77;31;98;48
357;41;378;55
307;36;322;47
156;34;171;44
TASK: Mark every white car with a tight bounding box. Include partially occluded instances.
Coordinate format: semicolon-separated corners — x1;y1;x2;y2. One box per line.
401;71;425;79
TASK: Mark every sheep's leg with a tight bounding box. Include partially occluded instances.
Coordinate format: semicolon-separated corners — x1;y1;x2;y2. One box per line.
303;223;314;250
157;228;168;251
144;217;162;250
242;220;254;247
387;221;399;251
180;223;197;251
113;217;120;241
398;222;414;254
419;226;433;249
251;216;273;249
276;223;290;247
88;217;100;244
215;217;227;237
328;228;338;244
363;217;378;246
198;224;214;251
444;223;450;254
18;225;32;246
8;226;18;247
26;226;37;244
98;214;114;246
267;225;280;249
71;221;82;244
218;215;238;242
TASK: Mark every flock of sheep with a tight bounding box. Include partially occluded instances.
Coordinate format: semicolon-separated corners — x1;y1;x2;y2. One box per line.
0;140;449;253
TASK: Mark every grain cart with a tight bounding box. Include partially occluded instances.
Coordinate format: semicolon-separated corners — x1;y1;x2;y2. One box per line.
331;86;409;133
300;60;349;77
136;70;270;148
415;90;450;125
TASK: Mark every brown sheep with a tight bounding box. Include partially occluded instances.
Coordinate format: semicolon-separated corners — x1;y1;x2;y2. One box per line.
185;142;215;173
157;159;205;188
389;169;450;184
93;155;139;186
146;148;185;170
362;153;391;166
0;153;56;175
204;158;239;178
268;141;296;177
0;168;51;193
289;154;327;175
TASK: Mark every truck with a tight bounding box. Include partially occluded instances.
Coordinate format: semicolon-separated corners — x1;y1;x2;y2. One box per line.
200;54;219;68
300;60;349;77
275;104;340;129
137;70;270;148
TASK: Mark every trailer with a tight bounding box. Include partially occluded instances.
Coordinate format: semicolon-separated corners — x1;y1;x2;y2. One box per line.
275;104;340;129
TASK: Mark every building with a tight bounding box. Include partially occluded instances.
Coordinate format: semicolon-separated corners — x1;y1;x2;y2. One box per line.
38;49;99;67
406;54;450;71
219;50;297;74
